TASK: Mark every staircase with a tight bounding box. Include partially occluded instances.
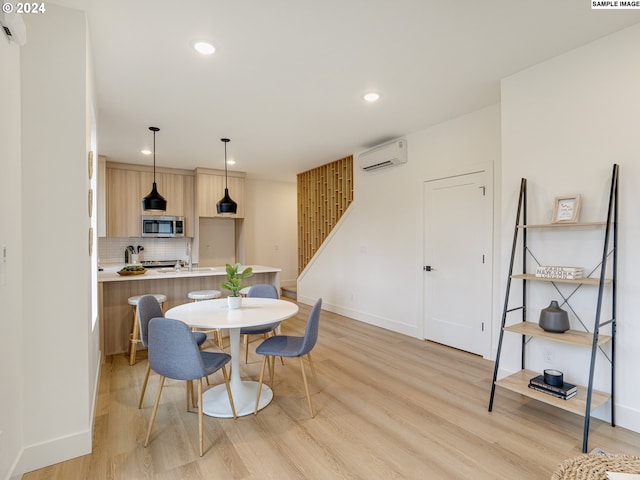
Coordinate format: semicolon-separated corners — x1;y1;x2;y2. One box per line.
281;285;297;301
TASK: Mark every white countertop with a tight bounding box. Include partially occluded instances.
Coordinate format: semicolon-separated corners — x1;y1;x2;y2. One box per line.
98;264;281;283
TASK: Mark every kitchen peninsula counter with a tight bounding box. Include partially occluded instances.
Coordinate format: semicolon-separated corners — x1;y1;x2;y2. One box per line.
98;265;282;356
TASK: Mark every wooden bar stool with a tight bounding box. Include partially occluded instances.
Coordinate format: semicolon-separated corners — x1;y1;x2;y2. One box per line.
128;294;166;365
187;290;223;347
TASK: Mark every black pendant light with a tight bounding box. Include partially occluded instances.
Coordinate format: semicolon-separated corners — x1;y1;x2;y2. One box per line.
142;126;167;211
216;138;237;214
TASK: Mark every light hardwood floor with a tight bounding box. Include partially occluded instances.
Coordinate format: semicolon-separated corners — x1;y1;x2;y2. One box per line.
24;301;640;479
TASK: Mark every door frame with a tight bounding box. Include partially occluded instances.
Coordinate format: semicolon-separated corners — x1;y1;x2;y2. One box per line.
418;161;495;359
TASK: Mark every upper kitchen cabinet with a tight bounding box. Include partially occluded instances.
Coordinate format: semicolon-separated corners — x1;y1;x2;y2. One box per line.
195;168;245;218
182;174;195;237
97;155;107;237
106;166;141;237
105;162;195;237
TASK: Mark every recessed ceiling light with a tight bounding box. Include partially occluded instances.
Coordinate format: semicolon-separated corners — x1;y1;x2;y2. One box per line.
141;149;152;155
226;159;236;165
363;92;380;102
193;41;215;55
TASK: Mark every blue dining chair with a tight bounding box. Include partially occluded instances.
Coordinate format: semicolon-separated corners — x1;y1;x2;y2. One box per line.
240;284;281;363
136;295;207;409
254;298;322;418
144;317;236;457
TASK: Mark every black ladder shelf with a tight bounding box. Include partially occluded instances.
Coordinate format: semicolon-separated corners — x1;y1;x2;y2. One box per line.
488;164;618;453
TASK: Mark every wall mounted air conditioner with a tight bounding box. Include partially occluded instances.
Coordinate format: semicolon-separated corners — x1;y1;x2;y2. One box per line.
0;12;27;46
358;139;407;172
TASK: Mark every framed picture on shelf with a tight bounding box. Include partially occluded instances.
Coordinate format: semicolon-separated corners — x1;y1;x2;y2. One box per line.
552;195;581;224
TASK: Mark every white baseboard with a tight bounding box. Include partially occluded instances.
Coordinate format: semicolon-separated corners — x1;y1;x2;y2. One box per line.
12;429;92;477
10;352;102;478
297;295;420;338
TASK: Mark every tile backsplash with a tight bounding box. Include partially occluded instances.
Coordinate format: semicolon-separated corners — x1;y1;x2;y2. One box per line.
98;237;192;265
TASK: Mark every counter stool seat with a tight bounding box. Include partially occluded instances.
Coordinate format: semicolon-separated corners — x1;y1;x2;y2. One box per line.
187;290;221;301
128;294;166;365
187;290;223;347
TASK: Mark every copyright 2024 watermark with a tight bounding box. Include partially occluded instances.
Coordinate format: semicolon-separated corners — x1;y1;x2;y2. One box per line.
592;0;640;8
2;2;46;14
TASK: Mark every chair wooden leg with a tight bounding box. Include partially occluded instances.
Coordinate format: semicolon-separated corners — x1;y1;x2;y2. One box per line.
186;380;196;411
254;356;268;415
268;355;276;388
217;329;224;349
221;365;237;419
271;332;285;365
138;363;151;409
299;356;314;418
244;334;249;363
198;378;204;457
129;306;139;366
307;352;320;391
145;376;165;447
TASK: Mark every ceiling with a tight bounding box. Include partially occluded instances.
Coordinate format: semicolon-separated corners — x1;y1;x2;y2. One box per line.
50;0;640;182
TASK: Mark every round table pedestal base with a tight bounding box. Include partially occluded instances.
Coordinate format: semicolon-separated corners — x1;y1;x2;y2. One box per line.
203;380;273;417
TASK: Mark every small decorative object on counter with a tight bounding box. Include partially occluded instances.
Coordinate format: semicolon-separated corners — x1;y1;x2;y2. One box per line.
221;263;253;309
539;300;570;333
117;265;147;276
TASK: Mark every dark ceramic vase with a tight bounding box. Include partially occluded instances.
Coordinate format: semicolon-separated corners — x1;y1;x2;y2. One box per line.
539;300;570;333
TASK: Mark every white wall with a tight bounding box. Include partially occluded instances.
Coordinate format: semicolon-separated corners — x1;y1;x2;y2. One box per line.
298;105;501;338
0;29;25;480
243;178;298;287
299;22;640;435
2;5;100;477
500;23;640;432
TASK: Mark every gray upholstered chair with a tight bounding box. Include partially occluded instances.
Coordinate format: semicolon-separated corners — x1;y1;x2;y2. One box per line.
254;298;322;417
240;284;281;362
136;295;207;409
144;317;236;457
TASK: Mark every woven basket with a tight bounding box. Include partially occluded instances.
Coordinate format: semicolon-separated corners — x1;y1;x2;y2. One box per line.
552;453;640;480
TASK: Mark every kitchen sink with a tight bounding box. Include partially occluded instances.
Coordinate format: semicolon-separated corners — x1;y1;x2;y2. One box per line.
156;267;216;274
155;268;176;273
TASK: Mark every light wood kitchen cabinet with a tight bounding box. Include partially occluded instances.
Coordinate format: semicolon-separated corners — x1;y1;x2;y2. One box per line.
182;174;195;237
97;155;107;237
106;167;142;237
195;167;245;218
106;162;196;237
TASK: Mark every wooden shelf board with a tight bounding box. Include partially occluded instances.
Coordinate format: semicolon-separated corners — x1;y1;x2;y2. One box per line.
496;369;610;415
518;222;607;229
504;322;612;347
511;273;611;285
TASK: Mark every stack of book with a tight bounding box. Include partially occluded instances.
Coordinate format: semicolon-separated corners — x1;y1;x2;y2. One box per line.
535;266;584;280
528;374;577;400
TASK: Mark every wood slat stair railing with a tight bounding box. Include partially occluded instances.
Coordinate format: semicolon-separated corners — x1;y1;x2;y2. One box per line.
297;155;353;274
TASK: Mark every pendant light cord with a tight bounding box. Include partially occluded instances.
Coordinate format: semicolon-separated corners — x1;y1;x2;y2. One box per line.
153;129;157;183
224;140;228;190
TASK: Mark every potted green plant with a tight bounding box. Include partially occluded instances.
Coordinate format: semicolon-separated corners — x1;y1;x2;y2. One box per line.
221;263;253;309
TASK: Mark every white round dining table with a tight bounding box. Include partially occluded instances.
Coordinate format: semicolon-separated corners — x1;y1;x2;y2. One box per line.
165;297;299;417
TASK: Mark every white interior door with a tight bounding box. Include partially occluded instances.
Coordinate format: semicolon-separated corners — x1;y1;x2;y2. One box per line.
423;171;491;356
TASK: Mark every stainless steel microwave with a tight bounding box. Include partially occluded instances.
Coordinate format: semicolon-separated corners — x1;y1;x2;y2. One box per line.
141;216;185;238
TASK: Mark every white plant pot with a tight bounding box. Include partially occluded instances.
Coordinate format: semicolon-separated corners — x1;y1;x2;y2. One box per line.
227;296;242;310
